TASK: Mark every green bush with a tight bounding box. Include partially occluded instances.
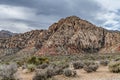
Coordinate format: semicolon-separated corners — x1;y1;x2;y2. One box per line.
108;61;120;73
27;56;49;65
27;56;37;64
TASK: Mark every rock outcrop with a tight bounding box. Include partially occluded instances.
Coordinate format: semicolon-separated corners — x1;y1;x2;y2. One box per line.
0;16;120;56
37;16;120;54
0;30;16;38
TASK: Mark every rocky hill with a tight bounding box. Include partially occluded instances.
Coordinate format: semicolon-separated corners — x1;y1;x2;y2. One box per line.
0;16;120;58
0;30;16;38
37;16;120;54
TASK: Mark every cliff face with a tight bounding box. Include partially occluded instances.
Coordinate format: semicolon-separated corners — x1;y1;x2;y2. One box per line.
0;16;120;56
37;16;120;54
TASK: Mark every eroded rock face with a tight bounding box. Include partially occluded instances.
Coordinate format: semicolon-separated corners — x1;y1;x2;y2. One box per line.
0;30;50;49
0;30;52;56
0;16;120;56
37;16;120;54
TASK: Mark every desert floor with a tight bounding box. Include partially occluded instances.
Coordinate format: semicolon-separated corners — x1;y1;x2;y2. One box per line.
15;66;120;80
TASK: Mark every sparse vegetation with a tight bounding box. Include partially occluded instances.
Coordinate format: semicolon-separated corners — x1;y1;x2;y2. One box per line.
100;60;109;66
114;57;120;61
46;68;55;78
54;67;63;75
0;63;17;80
33;69;47;80
108;61;120;73
27;56;49;65
1;53;120;80
83;61;99;73
37;63;48;69
63;69;77;77
27;64;36;72
33;68;55;80
73;61;84;69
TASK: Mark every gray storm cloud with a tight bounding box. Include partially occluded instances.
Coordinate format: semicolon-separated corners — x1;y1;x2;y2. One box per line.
0;0;119;32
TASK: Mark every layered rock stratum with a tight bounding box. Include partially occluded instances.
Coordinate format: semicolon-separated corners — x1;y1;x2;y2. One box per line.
0;16;120;57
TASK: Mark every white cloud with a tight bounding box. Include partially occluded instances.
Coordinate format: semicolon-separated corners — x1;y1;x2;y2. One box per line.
0;4;60;32
0;5;59;24
95;0;120;30
96;11;119;25
0;20;34;33
0;5;34;20
96;0;120;10
0;1;120;32
0;5;38;32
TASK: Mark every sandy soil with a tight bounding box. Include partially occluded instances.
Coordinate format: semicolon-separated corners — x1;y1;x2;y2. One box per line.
15;66;120;80
15;68;35;80
54;66;120;80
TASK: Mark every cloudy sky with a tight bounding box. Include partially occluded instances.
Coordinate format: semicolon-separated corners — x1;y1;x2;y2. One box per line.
0;0;120;33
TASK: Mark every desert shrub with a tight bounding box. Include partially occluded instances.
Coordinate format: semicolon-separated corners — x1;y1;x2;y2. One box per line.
54;67;63;75
84;64;98;73
53;60;69;69
47;63;63;75
63;69;77;77
33;68;55;80
27;56;49;65
38;57;49;64
114;57;120;61
83;61;95;66
27;64;36;72
108;61;120;73
16;61;23;67
0;63;17;80
27;56;40;65
47;63;56;69
57;63;69;69
83;61;99;73
37;63;48;69
33;69;47;80
73;61;84;69
100;60;109;66
46;68;55;78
